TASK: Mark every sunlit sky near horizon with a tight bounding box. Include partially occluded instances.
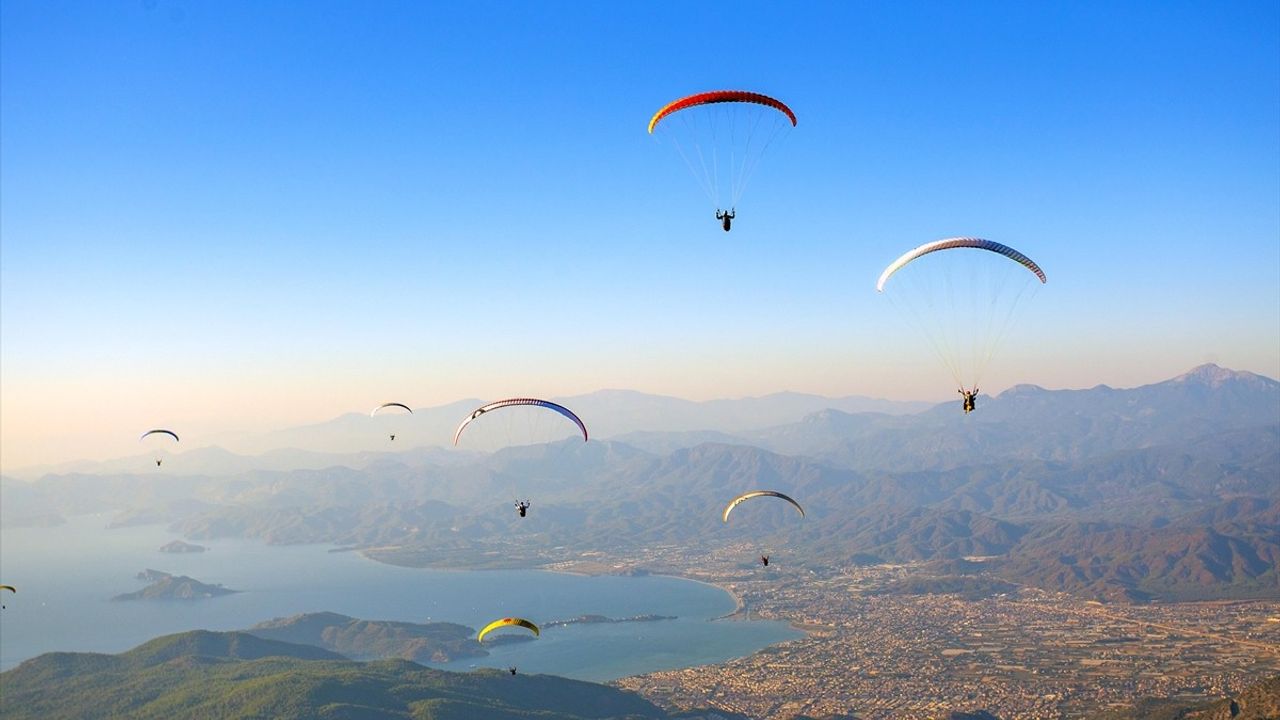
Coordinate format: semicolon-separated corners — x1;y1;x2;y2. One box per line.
2;1;1278;469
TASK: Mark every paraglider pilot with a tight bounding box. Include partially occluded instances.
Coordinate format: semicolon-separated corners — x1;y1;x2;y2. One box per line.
715;208;735;232
959;387;979;414
515;500;531;518
760;555;770;567
508;666;518;675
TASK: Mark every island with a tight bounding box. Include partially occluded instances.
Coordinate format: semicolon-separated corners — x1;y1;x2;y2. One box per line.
159;539;207;553
114;571;238;601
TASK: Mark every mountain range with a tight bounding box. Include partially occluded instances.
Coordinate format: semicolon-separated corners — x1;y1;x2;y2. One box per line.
6;391;930;479
3;364;1277;603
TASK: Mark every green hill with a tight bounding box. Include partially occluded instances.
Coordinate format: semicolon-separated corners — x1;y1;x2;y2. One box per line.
246;612;487;663
0;630;725;720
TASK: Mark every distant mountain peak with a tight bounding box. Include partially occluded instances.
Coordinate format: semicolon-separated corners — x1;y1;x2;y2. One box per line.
577;388;683;401
999;384;1047;397
1172;364;1275;389
590;388;659;398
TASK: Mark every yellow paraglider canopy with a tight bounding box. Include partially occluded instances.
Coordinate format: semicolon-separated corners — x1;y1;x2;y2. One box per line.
477;617;539;643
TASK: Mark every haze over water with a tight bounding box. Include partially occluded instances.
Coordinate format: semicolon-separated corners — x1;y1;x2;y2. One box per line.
0;515;799;679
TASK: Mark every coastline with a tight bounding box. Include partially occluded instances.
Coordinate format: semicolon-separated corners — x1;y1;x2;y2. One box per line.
355;543;784;630
2;523;803;680
351;546;809;678
649;573;746;621
358;548;753;622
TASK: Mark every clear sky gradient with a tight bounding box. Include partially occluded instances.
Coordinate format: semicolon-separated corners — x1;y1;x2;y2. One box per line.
3;1;1278;468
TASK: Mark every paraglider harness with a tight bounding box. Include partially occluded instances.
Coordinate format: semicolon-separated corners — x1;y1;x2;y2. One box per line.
959;387;978;414
515;500;530;518
715;208;735;232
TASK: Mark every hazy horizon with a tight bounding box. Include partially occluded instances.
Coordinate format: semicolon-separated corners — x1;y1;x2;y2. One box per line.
3;360;1273;473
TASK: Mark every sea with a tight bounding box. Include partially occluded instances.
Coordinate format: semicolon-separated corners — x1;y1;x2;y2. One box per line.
0;515;800;680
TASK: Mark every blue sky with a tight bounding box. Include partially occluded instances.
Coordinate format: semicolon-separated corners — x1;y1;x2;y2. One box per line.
2;1;1278;467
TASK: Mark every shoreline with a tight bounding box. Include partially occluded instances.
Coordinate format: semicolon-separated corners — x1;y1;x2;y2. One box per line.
350;547;809;677
359;548;752;619
354;542;782;629
648;573;746;620
0;524;803;680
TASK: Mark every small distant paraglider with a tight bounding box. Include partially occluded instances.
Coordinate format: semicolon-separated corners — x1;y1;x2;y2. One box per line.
1;585;14;609
139;429;179;467
454;398;588;517
371;402;413;441
723;490;805;567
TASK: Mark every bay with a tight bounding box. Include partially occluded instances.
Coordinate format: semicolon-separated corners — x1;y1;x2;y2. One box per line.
0;515;800;680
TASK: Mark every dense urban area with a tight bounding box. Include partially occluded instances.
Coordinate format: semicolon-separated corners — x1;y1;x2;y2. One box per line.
558;544;1280;720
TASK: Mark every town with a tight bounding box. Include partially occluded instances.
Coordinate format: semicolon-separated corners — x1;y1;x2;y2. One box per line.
553;543;1280;719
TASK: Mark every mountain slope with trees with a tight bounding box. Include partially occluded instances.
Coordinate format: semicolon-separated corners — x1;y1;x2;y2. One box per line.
0;630;726;720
